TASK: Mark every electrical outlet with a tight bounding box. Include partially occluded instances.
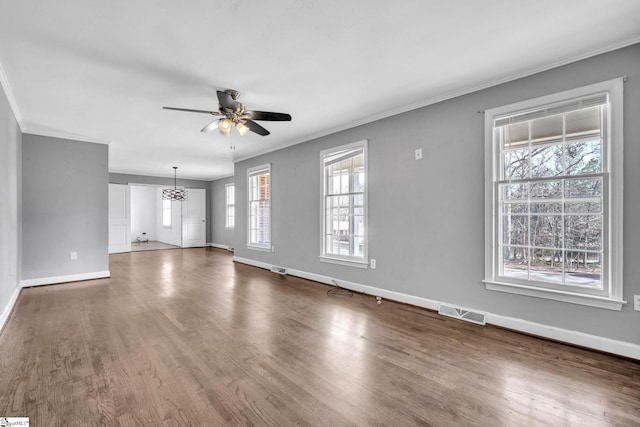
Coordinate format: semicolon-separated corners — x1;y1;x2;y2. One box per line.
70;251;78;260
634;295;640;311
370;259;376;269
415;148;423;160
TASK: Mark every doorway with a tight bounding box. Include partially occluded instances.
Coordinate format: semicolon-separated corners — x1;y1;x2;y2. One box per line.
108;184;206;253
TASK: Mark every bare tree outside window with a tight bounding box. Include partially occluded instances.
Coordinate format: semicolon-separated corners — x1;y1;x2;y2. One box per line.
498;106;604;288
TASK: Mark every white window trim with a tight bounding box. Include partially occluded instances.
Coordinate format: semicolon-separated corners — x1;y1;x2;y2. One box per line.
483;78;625;310
319;140;369;268
247;164;272;252
225;182;235;229
319;256;370;269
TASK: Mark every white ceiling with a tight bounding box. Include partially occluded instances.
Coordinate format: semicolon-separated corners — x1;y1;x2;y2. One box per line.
1;1;639;180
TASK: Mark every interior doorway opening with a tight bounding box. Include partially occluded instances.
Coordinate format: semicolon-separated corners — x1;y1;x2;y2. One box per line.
108;183;206;254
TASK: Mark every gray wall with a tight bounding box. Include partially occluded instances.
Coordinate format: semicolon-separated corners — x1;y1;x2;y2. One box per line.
234;44;640;345
209;176;235;247
0;80;21;319
109;173;212;243
22;134;109;280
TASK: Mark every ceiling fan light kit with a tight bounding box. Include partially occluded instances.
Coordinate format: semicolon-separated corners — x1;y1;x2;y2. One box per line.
235;121;250;136
163;89;292;137
219;118;232;136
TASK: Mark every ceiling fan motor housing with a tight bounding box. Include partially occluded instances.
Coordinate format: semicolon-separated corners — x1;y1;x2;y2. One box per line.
224;89;241;100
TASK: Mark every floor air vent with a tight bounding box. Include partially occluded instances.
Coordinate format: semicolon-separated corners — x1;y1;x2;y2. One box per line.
438;304;486;325
270;266;287;275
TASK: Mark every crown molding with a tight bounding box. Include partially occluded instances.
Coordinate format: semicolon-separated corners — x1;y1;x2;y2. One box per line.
233;36;640;164
0;60;24;129
21;128;111;145
1;59;111;146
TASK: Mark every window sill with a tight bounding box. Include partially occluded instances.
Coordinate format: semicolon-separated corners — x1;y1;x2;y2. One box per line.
320;256;369;269
247;244;272;252
483;280;626;311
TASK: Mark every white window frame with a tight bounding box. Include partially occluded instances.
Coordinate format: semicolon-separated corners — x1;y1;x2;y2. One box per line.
247;164;271;251
225;183;235;229
484;78;625;310
320;140;369;268
162;199;172;228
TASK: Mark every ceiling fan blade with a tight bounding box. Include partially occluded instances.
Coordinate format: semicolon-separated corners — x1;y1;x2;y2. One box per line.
201;119;220;132
216;90;238;112
163;106;220;115
244;119;270;136
243;111;292;121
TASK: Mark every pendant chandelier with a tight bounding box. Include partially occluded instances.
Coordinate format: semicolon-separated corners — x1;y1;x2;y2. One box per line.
162;166;187;201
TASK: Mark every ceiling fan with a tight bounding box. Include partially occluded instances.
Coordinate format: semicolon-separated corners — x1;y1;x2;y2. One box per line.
163;89;292;137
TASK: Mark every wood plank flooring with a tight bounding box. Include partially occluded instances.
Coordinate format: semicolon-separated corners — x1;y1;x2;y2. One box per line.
0;248;638;426
131;241;181;252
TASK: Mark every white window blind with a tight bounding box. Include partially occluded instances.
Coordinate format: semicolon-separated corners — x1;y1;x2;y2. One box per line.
248;165;271;249
225;183;235;229
494;93;608;127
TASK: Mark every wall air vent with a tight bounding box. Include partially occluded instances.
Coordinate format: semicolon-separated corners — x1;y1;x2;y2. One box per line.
438;304;486;325
270;266;287;275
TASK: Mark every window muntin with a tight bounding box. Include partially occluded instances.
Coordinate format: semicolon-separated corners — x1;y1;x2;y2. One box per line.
321;141;367;263
247;165;270;249
225;183;235;229
484;78;624;309
497;104;605;290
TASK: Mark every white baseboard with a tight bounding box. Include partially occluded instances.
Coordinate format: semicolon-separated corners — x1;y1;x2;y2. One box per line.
0;286;21;333
232;256;640;360
20;270;111;288
208;243;234;251
233;256;269;269
486;313;640;360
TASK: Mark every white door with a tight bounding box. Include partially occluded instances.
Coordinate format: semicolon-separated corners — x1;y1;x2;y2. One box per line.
109;184;131;253
182;188;206;247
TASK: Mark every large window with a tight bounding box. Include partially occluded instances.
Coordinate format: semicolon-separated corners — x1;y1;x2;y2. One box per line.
247;165;271;250
484;79;624;310
225;183;235;229
321;141;368;267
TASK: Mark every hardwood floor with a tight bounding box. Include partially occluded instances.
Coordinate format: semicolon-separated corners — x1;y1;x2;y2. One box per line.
0;248;638;426
131;241;181;252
